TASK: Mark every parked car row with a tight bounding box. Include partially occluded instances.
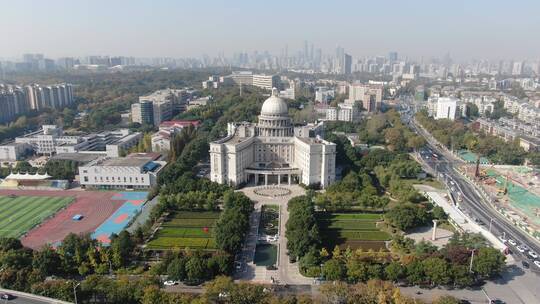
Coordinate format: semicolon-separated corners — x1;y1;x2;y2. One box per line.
500;235;540;268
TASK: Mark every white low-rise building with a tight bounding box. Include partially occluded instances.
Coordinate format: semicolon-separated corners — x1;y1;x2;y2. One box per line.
0;125;141;160
79;154;166;190
151;120;201;152
0;142;32;161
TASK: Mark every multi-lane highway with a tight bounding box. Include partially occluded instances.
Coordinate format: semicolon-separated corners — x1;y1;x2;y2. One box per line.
411;118;540;261
399;97;540;259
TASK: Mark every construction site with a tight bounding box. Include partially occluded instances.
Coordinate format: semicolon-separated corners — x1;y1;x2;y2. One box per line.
462;159;540;231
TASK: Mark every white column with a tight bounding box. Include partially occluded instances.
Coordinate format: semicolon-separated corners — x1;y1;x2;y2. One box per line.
265;174;268;187
288;174;291;185
432;220;438;241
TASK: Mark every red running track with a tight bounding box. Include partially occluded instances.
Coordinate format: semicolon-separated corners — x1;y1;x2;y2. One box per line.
0;190;126;249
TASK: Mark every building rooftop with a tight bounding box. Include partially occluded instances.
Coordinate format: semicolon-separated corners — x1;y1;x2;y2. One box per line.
100;157;152;167
52;153;104;163
160;120;201;128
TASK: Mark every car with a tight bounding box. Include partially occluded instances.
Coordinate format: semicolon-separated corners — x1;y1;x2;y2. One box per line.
0;294;14;300
534;261;540;268
508;239;517;246
516;246;526;253
528;251;538;259
522;260;529;268
522;245;530;252
163;280;177;286
234;262;242;270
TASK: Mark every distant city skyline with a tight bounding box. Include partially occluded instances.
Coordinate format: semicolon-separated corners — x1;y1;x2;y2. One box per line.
2;0;540;61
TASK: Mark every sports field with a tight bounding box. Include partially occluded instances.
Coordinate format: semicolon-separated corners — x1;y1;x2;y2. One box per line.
146;211;220;250
0;195;73;238
317;212;390;251
92;192;147;245
7;190;127;249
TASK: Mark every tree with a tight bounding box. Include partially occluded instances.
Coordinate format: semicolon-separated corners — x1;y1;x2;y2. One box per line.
405;260;425;285
407;135;426;151
215;208;249;253
432;206;447;220
433;295;460;304
346;260;369;283
384;261;404;282
473;247;505;279
202;275;235;302
166;257;187;281
322;259;345;281
141;285;164;304
32;245;62;276
185;254;208;285
385;204;430;231
451;264;474;287
465;103;479;118
422;257;450;286
285;196;320;259
110;231;135;267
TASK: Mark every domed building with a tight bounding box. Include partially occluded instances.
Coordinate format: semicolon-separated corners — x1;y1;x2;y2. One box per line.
210;88;336;188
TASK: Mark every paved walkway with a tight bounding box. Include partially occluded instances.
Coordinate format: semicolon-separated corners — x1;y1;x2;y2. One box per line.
406;225;453;248
127;195;158;233
235;185;312;284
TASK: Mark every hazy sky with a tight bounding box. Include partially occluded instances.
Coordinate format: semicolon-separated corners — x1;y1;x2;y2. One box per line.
1;0;539;61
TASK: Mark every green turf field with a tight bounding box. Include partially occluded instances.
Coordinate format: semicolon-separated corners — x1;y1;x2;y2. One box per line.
146;211;220;250
318;212;390;250
0;195;73;238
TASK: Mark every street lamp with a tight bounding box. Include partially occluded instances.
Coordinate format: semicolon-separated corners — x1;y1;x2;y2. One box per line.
73;282;81;304
469;249;476;273
488;218;495;233
481;288;492;303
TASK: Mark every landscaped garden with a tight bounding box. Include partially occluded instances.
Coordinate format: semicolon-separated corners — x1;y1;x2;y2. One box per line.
259;204;279;236
146;211;220;250
317;212;390;251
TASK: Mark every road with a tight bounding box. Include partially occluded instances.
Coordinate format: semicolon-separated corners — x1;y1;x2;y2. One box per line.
0;288;71;304
399;98;540;303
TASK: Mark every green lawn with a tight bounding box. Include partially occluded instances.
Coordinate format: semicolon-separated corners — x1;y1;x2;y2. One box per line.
317;212;390;250
146;237;215;249
320;213;382;221
158;227;214;238
163;218;217;227
322;220;378;230
146;211;220;250
0;195;73;238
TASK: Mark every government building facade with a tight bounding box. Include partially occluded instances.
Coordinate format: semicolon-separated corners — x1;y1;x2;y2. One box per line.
210;89;336;188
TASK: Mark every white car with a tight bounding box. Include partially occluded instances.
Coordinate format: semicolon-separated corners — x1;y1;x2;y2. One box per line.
163;280;177;286
534;261;540;268
528;251;538;259
508;239;517;246
516;246;526;253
